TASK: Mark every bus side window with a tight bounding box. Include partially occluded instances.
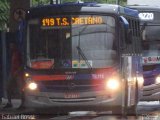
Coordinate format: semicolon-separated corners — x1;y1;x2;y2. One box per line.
126;29;132;44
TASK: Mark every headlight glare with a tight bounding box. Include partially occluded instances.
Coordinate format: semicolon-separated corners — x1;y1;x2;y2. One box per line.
25;73;30;77
137;76;144;85
156;76;160;84
28;82;37;90
106;79;119;90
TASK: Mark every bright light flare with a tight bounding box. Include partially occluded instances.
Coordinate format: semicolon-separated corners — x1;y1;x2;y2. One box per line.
137;76;144;85
25;73;30;77
156;76;160;84
106;79;120;90
28;82;37;90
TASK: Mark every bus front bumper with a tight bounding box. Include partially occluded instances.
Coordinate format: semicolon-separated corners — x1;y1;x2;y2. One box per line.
24;91;122;111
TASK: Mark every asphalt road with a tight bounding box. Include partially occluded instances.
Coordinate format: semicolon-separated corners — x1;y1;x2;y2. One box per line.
0;101;160;120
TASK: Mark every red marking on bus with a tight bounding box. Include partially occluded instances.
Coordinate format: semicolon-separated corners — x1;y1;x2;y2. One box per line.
32;75;67;81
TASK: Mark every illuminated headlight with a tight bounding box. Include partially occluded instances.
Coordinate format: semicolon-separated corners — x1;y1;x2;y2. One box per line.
106;79;120;90
28;82;38;90
156;76;160;84
137;76;144;85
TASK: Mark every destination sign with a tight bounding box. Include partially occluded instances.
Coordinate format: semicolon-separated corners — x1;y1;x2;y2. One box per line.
143;56;160;64
41;16;103;27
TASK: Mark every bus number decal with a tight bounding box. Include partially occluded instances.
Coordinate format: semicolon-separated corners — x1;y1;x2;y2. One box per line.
92;74;104;79
139;12;154;20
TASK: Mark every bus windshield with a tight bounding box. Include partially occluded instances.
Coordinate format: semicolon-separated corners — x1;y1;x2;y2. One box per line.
142;25;160;41
27;15;117;69
143;41;160;56
142;25;160;65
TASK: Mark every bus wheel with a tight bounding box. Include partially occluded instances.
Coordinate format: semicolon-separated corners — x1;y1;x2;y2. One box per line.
112;109;120;115
112;106;127;118
127;105;137;116
112;106;126;116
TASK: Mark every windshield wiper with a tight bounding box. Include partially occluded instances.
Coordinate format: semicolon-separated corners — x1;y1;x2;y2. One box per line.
76;25;92;69
76;46;92;69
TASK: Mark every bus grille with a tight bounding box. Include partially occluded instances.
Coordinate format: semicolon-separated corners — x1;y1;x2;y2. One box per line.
50;97;96;102
38;80;104;92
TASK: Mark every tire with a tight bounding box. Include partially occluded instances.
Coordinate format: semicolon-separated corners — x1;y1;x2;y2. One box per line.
127;105;137;115
112;107;121;115
112;106;126;116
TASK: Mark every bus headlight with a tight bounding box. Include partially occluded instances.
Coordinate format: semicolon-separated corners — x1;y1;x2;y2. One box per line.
106;79;120;90
156;76;160;84
28;82;38;90
137;76;144;85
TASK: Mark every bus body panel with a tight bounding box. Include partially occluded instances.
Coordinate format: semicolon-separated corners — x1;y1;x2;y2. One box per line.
24;67;123;110
128;5;160;86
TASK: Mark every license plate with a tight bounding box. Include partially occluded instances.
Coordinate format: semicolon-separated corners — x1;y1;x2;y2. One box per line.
64;92;80;99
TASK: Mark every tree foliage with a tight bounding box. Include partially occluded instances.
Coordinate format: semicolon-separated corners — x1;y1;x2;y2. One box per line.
0;0;127;30
32;0;50;6
0;0;9;30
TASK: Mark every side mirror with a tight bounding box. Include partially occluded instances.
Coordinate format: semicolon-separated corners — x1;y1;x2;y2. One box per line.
120;16;132;44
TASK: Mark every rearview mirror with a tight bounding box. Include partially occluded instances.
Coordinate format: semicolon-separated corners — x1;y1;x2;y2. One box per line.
120;16;132;44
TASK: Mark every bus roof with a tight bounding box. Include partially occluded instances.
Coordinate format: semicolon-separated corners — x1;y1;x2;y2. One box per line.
27;2;139;19
127;5;160;24
127;5;160;12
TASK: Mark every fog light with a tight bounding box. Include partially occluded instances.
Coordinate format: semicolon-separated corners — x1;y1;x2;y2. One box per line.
106;79;119;90
25;73;30;77
28;82;37;90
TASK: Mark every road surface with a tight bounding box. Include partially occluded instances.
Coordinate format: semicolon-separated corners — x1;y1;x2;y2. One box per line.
0;99;160;120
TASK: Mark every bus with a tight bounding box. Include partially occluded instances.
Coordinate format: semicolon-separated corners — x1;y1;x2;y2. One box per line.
20;2;143;115
128;5;160;86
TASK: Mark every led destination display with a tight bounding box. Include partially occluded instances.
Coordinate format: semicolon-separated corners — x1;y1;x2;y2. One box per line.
41;16;103;27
